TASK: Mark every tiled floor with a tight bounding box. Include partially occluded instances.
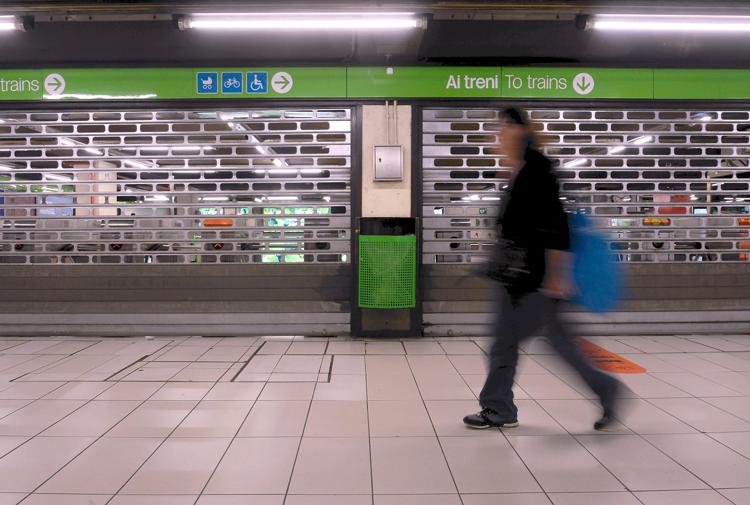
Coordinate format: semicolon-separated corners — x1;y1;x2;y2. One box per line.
0;334;748;504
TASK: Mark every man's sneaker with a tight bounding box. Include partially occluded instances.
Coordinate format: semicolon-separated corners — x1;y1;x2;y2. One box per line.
463;408;519;429
594;411;615;431
595;380;623;431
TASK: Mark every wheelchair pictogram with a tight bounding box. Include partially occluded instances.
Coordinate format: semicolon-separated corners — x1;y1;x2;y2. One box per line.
246;72;268;94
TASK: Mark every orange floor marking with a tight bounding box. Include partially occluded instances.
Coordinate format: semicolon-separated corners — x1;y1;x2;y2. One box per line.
576;337;647;374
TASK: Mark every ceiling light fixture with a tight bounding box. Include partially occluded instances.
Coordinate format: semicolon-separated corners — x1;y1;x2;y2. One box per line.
0;16;28;32
587;14;750;33
179;12;425;31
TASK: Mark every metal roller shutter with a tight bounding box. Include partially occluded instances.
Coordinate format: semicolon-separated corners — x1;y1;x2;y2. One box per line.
421;107;750;335
0;106;354;336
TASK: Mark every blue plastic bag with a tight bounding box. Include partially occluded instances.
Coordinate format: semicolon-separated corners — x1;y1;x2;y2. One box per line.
568;213;624;313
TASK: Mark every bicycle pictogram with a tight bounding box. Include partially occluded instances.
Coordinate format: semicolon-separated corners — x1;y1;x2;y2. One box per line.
224;77;241;89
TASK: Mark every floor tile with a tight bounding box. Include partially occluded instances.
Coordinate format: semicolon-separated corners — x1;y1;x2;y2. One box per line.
0;436;94;492
619;354;685;373
239;355;282;375
204;437;299;494
313;374;367;401
274;355;324;374
19;495;110;505
463;495;552;505
289;437;371;494
508;435;624;492
617;375;691;398
645;433;750;488
651;373;742;397
708;432;750;459
109;495;197;504
121;437;230;494
651;398;750;433
376;496;462;505
258;341;292;355
0;400;32;419
42;400;140;437
203;382;263;401
39;437;161;494
366;342;405;355
516;374;584;400
0;495;24;505
330;355;365;375
43;382;114;400
172;401;252;437
0;382;65;400
151;382;213;401
695;353;750;372
368;400;434;437
259;382;315;401
171;363;231;382
304;401;368;437
0;436;29;457
237;401;309;437
719;489;750;505
635;490;736;505
326;341;365;355
441;436;540;493
538;399;630;435
287;496;370;505
699;371;750;395
705;396;750;423
577;434;708;491
106;400;197;437
448;355;486;375
366;356;422;401
287;341;327;355
404;341;445;355
197;347;248;362
371;437;456;494
95;382;163;401
616;399;697;435
548;492;641;505
197;497;283;505
0;400;86;436
413;374;475;401
440;341;483;355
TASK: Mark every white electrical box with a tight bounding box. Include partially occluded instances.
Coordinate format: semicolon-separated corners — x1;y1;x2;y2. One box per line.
373;145;403;181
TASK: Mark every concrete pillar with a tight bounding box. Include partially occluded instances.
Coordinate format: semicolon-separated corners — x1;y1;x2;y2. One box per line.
361;105;412;217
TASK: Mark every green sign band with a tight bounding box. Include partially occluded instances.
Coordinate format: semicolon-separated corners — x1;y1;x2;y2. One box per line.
1;67;749;101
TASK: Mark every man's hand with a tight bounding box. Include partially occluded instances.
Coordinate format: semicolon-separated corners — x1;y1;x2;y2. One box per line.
542;250;575;298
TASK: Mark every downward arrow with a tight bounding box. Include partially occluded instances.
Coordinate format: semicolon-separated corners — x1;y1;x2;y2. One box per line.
576;77;590;92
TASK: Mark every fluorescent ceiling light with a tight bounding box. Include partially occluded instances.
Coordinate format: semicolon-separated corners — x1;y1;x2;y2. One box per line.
632;135;653;145
182;12;423;31
590;14;750;33
201;196;230;202
0;16;19;31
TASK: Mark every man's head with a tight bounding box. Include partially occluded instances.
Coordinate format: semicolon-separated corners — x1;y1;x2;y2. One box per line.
498;107;533;163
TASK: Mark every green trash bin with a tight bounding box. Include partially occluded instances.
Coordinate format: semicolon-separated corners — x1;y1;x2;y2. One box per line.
358;234;416;309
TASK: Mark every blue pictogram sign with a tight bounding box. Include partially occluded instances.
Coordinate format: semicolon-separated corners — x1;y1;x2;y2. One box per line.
196;72;218;94
247;72;268;94
221;72;243;94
